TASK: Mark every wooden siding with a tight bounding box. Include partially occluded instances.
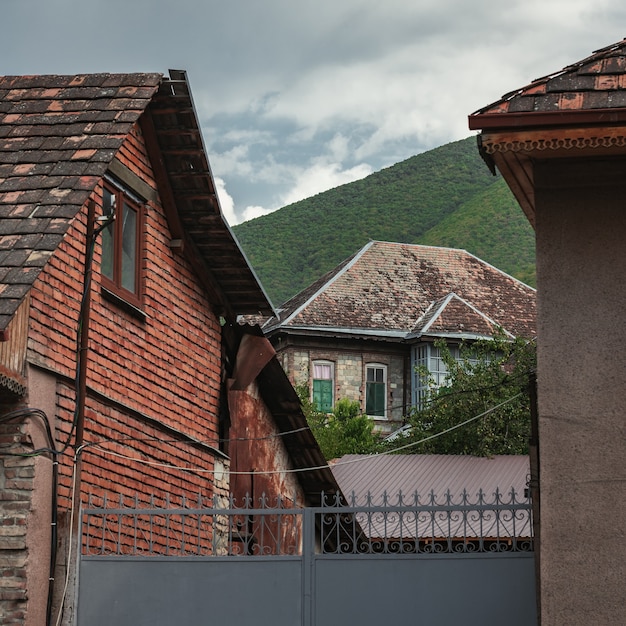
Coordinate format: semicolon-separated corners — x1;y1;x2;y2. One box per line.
0;296;29;377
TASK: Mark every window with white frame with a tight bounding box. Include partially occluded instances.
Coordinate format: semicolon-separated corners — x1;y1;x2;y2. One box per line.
412;343;468;409
365;363;387;418
312;360;334;413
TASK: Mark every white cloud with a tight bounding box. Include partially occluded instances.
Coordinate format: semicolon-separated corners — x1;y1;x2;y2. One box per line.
280;162;373;207
241;205;275;222
213;177;237;226
5;0;626;226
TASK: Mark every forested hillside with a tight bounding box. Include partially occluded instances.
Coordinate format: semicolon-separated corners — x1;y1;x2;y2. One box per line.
233;136;535;307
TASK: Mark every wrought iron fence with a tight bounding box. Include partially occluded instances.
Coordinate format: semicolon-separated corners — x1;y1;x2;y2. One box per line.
81;488;532;557
321;488;533;554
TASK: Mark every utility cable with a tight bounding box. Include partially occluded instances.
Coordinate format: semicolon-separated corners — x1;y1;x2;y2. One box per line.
76;392;524;477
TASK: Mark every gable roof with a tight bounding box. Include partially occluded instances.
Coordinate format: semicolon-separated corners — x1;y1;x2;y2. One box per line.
264;241;535;340
0;71;272;330
469;38;626;130
411;292;512;340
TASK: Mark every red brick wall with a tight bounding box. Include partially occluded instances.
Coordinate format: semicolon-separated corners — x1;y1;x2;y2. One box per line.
228;381;305;554
28;121;225;514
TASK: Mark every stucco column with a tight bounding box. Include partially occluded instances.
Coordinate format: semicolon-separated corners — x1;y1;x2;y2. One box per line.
534;157;626;625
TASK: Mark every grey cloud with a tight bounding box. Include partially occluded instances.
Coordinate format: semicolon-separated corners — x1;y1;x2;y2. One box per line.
3;0;626;224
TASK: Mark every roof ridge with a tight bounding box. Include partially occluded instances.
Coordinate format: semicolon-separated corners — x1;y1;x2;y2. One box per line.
275;240;375;326
419;292;514;339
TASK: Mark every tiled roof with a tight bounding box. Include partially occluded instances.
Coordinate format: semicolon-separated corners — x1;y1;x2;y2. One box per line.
413;292;507;338
0;73;162;329
265;241;536;339
0;72;273;330
470;38;626;126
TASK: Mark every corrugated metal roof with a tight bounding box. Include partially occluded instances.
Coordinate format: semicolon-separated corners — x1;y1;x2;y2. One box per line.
332;453;529;500
331;454;531;539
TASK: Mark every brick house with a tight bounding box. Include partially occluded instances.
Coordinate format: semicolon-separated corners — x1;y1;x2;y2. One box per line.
0;72;338;626
263;240;536;432
469;38;626;625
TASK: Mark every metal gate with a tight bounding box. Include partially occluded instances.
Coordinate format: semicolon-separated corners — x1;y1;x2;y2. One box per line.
77;490;537;625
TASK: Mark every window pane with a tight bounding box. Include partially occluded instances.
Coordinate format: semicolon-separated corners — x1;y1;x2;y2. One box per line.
101;189;115;280
313;363;331;379
366;382;385;417
121;201;137;292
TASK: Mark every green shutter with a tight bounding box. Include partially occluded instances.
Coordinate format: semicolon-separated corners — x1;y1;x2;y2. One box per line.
313;379;333;412
366;382;385;417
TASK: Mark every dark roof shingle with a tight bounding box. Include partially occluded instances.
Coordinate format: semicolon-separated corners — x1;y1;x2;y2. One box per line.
470;38;626;125
0;73;161;329
0;72;273;329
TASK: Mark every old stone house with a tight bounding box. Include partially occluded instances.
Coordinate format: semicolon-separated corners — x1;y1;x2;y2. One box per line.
0;72;337;626
262;240;536;432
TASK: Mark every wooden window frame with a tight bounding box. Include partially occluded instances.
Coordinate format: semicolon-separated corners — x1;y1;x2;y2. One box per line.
100;179;144;310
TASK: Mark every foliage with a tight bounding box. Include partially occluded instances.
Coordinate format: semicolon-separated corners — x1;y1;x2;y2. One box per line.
296;387;381;460
232;136;536;306
399;335;536;456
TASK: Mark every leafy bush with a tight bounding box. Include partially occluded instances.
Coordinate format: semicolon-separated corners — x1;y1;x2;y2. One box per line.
296;387;381;460
399;334;536;456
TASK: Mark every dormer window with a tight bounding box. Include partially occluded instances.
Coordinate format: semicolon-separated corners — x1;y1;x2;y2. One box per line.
101;180;143;308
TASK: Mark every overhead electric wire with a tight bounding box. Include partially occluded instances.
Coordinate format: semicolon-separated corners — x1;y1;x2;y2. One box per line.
74;392;525;477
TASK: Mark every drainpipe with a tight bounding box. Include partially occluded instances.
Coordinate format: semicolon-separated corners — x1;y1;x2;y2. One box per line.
74;199;95;456
63;199;97;625
528;371;541;624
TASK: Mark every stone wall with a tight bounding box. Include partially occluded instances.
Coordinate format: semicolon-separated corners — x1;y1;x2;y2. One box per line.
280;345;406;427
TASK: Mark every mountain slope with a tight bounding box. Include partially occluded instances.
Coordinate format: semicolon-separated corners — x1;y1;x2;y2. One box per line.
233;136;535;306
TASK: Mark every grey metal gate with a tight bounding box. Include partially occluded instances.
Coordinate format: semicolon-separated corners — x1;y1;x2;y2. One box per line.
77;490;537;625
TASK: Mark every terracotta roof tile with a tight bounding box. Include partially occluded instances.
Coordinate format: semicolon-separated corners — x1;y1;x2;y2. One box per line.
266;241;536;339
471;38;626;119
0;73;162;329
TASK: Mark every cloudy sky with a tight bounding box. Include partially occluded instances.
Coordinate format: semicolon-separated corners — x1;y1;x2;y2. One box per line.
2;1;625;224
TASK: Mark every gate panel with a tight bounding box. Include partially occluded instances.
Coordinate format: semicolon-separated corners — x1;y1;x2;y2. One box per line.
314;553;536;625
78;489;536;625
77;558;302;626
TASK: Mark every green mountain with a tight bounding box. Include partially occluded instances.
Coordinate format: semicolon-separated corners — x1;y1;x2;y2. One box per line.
233;136;535;307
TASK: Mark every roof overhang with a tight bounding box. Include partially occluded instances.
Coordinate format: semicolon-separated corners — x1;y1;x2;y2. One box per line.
145;70;274;318
268;325;408;343
467;118;626;226
468;108;626;131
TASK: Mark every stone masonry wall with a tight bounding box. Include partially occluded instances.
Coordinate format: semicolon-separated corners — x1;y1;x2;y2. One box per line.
0;422;34;624
280;346;405;426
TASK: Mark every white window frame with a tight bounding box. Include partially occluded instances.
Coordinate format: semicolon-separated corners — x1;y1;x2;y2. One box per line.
311;360;334;412
365;363;387;418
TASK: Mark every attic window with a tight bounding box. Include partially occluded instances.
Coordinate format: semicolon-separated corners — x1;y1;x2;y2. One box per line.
101;180;143;309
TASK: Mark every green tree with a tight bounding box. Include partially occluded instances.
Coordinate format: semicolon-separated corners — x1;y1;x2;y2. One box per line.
400;334;536;456
296;387;381;460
